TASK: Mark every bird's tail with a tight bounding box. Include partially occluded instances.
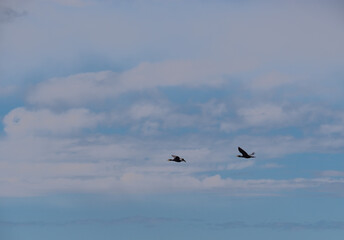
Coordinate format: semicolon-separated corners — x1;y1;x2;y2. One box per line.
251;152;255;155
168;159;172;161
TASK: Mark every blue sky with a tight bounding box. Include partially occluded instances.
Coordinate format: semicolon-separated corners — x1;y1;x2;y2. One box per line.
1;0;344;239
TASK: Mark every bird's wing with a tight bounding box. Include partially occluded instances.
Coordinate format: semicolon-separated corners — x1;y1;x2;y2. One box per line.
238;147;249;156
172;155;181;160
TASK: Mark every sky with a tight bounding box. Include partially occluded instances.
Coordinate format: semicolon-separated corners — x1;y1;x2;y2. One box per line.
1;0;344;239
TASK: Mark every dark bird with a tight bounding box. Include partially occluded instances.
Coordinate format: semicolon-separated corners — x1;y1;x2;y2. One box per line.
237;147;255;158
168;155;186;163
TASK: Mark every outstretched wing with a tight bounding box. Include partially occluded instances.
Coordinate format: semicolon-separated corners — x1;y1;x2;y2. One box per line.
238;147;249;157
171;155;181;161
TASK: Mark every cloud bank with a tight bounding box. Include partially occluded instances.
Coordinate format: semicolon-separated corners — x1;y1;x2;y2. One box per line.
0;0;343;198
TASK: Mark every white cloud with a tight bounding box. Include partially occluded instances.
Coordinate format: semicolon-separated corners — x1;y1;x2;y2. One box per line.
219;122;241;133
249;72;295;91
261;163;284;169
1;0;344;201
126;101;199;133
119;60;226;90
319;113;344;136
320;124;344;135
234;104;329;130
3;107;104;137
319;170;344;177
27;60;233;107
201;100;227;117
2;0;344;89
129;102;169;120
1;159;343;196
0;126;344;197
237;104;286;126
226;160;255;170
27;71;119;107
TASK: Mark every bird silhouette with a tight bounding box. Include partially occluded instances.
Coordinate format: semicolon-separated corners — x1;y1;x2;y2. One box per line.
237;147;255;158
168;155;186;162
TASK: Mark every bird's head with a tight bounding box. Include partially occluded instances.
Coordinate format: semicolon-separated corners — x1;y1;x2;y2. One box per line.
181;158;186;162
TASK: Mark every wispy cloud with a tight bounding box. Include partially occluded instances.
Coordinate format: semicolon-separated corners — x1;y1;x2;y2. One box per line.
26;60;240;107
318;171;344;177
3;216;344;232
261;163;284;169
212;220;344;231
1;0;344;200
1;152;344;197
3;107;105;137
0;216;183;227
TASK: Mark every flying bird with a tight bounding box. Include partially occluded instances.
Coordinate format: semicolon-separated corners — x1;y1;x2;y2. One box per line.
237;147;255;158
168;155;186;163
